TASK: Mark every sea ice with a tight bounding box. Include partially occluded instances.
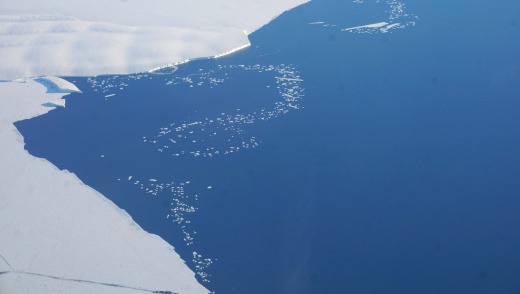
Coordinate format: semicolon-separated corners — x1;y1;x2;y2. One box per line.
0;78;209;294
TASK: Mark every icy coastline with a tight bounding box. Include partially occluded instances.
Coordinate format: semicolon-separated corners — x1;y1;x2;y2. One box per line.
0;78;209;293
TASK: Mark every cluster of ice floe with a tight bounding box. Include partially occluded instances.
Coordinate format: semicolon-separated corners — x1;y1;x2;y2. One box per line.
309;0;418;34
86;74;145;97
162;68;228;88
116;63;304;284
193;252;214;283
85;66;227;97
125;175;214;282
127;177;200;245
86;63;304;283
145;64;304;158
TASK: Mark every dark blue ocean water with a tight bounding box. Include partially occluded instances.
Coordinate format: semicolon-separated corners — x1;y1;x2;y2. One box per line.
16;1;520;293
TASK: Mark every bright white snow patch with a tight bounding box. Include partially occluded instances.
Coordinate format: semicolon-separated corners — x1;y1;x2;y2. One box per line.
35;76;82;93
0;78;209;294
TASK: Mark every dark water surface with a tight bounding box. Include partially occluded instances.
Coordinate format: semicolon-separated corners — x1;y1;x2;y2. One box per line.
16;1;520;293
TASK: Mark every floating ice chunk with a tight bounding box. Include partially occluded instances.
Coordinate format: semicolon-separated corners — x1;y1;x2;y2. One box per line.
275;77;304;82
342;22;390;31
379;23;401;33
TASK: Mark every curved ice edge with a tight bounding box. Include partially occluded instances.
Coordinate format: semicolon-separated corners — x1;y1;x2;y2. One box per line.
29;76;81;108
148;41;251;74
146;1;309;74
34;76;82;94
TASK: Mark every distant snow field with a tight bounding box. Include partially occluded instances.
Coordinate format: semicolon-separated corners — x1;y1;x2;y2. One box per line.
0;0;308;79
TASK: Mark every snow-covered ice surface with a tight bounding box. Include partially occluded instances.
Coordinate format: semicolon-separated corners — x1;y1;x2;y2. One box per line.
34;76;82;93
0;0;308;79
0;1;309;292
0;78;209;293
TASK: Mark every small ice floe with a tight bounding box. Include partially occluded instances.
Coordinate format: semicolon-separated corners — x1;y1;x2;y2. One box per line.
104;94;116;98
206;186;212;190
341;21;406;34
